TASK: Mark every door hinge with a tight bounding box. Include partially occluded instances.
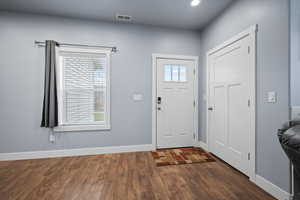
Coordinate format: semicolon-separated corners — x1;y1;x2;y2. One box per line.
193;100;196;107
193;133;196;139
248;46;250;54
193;69;196;75
248;99;251;107
248;153;250;160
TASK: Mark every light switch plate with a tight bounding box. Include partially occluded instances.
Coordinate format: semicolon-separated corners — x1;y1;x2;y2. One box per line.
133;94;143;101
291;106;300;120
267;91;277;103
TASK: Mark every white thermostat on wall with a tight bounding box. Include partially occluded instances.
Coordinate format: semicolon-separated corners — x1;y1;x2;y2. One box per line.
133;93;143;101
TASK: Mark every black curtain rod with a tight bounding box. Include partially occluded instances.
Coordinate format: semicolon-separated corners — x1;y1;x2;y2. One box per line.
34;40;117;53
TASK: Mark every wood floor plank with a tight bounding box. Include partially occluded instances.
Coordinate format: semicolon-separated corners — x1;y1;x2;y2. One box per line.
0;152;276;200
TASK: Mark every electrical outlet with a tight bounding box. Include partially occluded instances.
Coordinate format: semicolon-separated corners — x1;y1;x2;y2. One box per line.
49;133;55;143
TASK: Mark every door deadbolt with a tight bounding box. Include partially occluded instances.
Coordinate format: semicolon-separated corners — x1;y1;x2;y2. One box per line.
157;97;162;104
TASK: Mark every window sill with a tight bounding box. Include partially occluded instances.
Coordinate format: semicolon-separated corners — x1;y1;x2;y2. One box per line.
53;125;111;132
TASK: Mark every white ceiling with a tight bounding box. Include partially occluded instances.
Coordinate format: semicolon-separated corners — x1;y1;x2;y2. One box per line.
0;0;234;30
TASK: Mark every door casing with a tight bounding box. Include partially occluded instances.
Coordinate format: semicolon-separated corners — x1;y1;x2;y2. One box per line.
206;25;257;182
152;54;199;149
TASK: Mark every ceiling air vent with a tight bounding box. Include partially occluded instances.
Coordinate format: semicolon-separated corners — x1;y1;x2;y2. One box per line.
115;14;132;22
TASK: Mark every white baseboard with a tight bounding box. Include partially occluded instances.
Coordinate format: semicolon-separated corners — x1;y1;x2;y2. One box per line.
254;175;292;200
0;144;154;161
196;141;208;151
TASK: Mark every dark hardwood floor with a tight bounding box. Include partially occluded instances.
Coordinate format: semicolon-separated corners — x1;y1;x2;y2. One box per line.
0;151;275;200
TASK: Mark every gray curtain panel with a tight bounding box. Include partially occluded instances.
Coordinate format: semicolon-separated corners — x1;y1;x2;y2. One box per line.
41;40;59;128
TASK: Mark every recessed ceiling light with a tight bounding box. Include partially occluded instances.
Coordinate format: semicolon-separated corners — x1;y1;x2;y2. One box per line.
190;0;201;7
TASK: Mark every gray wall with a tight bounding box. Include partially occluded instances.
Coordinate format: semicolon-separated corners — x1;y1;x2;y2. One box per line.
0;0;292;193
291;0;300;106
0;12;201;153
199;0;290;192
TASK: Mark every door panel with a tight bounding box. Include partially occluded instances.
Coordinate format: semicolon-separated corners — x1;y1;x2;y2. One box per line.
156;58;195;149
208;36;251;176
228;83;246;155
211;84;227;158
227;82;249;172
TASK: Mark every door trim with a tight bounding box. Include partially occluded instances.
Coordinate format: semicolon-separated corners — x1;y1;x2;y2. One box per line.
206;25;257;181
152;54;199;149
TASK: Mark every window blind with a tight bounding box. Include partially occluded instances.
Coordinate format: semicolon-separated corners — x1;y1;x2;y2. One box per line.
60;52;107;125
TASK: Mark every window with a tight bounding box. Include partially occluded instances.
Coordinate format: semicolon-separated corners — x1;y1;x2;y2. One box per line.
164;65;187;82
55;47;111;132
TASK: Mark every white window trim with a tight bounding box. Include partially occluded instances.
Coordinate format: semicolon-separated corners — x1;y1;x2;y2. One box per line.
54;47;111;132
54;125;111;132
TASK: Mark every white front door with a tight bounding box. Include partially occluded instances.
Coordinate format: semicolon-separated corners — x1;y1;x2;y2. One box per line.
208;35;253;176
156;58;196;149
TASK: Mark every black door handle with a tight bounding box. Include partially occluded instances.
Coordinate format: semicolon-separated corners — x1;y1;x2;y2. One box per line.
208;107;213;111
